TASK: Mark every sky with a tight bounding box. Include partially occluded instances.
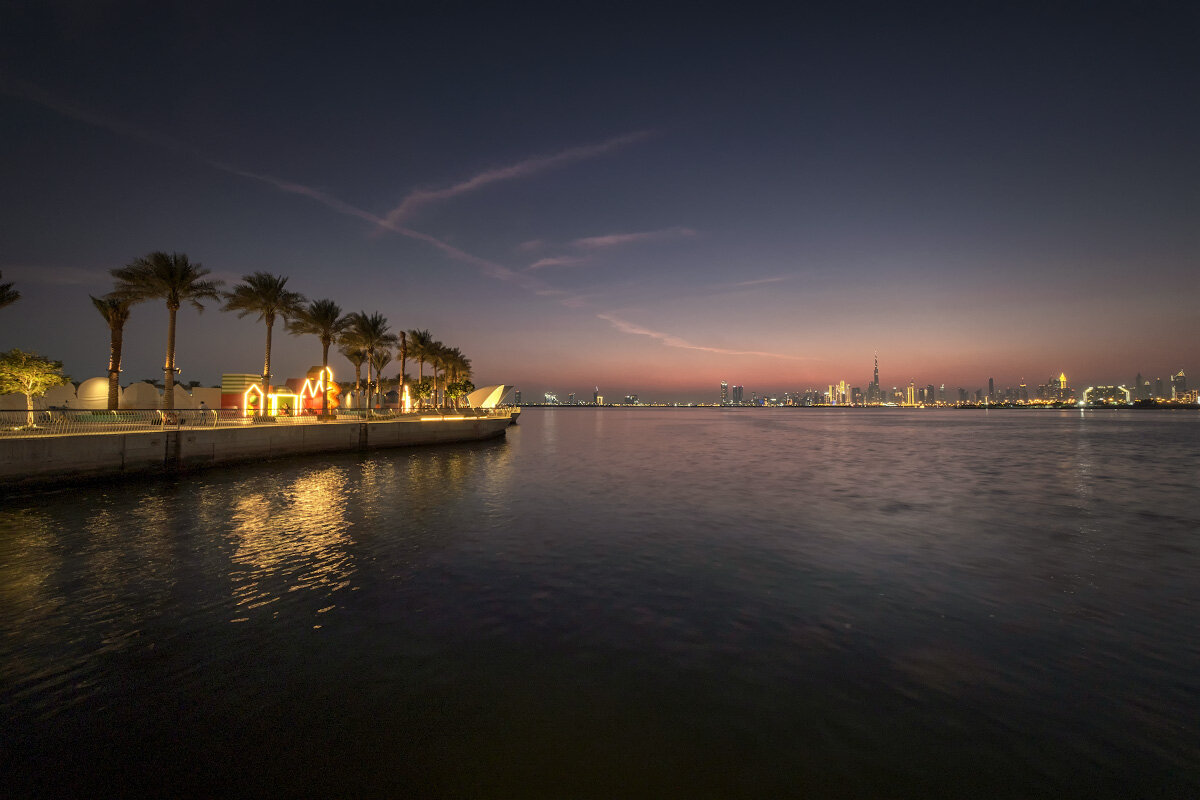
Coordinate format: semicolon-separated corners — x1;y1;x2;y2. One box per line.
1;1;1196;403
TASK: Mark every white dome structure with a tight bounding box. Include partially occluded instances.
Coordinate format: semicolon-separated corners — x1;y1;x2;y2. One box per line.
43;384;78;408
76;377;112;409
120;382;161;409
172;389;199;409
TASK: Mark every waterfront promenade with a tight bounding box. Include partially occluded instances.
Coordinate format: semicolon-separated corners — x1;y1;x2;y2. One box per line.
0;409;512;486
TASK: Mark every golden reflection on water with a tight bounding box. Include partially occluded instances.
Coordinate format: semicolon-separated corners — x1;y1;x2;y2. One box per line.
226;466;355;622
0;508;61;633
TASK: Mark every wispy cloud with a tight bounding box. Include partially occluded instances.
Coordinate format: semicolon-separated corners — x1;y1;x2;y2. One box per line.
572;226;697;249
210;163;535;284
0;73;211;162
382;130;652;224
0;76;608;302
597;313;810;360
527;256;588;271
731;276;789;287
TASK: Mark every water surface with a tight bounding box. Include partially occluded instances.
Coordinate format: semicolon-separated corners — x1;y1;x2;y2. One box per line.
2;409;1198;797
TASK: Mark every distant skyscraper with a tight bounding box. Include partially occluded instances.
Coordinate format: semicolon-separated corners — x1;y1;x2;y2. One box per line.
1171;370;1187;399
593;386;599;404
868;351;880;404
905;381;916;406
721;380;729;405
568;392;575;404
514;388;521;404
988;377;995;401
732;385;744;403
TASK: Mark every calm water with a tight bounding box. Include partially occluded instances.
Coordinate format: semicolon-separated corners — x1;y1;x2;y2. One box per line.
2;408;1198;798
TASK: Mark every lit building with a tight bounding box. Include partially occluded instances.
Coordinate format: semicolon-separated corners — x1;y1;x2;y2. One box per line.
867;351;880;404
905;381;915;406
1081;385;1131;405
732;385;744;403
1171;370;1187;400
720;380;729;405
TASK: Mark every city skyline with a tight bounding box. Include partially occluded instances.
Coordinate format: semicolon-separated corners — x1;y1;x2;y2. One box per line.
518;360;1191;407
1;3;1197;396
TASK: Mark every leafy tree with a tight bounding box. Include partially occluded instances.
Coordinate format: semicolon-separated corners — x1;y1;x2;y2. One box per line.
110;252;223;410
0;349;70;424
0;271;19;310
222;272;307;402
287;299;350;417
90;294;132;410
414;377;435;408
447;379;475;410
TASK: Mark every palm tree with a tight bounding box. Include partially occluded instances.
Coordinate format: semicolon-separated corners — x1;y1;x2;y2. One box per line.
338;342;367;405
370;350;393;407
287;299;350;417
345;312;398;411
0;271;19;309
222;273;307;405
442;347;472;409
90;294;132;410
110;252;223;410
406;329;435;408
429;342;450;408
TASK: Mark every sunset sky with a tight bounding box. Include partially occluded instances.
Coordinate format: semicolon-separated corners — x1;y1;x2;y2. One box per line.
1;2;1196;402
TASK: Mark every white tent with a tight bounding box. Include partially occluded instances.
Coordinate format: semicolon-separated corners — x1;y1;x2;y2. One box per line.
465;384;514;409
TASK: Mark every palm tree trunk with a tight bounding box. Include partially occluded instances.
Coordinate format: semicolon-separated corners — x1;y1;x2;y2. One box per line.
366;349;375;413
261;315;274;402
320;339;330;417
163;305;177;410
398;357;405;408
108;326;123;411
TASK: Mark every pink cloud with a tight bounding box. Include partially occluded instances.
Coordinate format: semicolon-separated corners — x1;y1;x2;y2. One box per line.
382;130;652;224
597;313;810;360
527;256;588;271
572;227;697;249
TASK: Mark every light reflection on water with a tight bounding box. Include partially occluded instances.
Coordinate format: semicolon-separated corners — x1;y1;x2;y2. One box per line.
0;410;1198;798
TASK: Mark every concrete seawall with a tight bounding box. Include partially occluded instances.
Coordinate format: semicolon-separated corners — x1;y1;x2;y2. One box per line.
0;415;510;487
